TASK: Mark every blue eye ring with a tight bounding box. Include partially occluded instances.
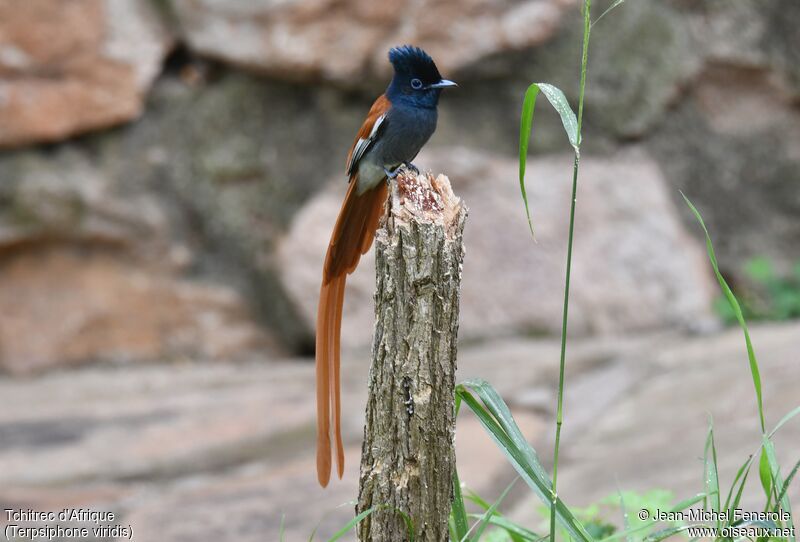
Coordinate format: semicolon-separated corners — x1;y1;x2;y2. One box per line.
410;78;423;90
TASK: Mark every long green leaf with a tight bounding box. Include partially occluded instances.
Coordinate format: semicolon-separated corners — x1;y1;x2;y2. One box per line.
457;380;594;542
682;193;766;433
452;469;470;542
518;83;579;238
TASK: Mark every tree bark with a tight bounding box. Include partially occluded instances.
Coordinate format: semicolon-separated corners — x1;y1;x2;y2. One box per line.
357;169;467;541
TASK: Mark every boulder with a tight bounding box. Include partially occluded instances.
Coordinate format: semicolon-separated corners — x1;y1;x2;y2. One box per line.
169;0;575;84
277;146;717;351
0;0;172;147
0;147;275;374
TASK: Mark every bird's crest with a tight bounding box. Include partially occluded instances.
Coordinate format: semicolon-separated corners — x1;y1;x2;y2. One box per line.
388;45;442;82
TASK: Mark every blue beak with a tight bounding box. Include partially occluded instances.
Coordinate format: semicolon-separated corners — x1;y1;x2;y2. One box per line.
427;79;457;89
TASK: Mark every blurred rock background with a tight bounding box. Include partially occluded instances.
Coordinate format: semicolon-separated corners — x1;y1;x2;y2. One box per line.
0;0;798;540
1;0;799;370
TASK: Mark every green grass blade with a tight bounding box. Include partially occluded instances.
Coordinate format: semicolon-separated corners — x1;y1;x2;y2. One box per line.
762;436;795;542
769;405;800;439
537;84;579;149
591;0;626;27
518;83;579;239
776;458;800;508
466;515;542;542
728;456;754;519
703;421;721;529
518;84;540;238
461;379;549;481
279;514;285;542
465;489;531;542
457;381;594;542
452;468;470;542
724;455;753;513
616;489;632;542
760;448;774;508
467;478;518;542
682;193;766;433
466;489;494;511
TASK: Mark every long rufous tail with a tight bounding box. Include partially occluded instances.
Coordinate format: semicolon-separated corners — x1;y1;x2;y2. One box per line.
316;177;388;487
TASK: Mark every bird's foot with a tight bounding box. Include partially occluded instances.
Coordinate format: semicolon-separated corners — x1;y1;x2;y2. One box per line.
403;161;420;175
384;166;401;179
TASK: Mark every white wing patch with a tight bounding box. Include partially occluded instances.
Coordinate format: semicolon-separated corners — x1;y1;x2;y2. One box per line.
346;113;386;176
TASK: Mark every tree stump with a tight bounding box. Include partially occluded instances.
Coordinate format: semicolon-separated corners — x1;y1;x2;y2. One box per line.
356;169;467;541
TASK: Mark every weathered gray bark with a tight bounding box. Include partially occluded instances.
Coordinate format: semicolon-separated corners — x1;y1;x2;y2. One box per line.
357;170;467;541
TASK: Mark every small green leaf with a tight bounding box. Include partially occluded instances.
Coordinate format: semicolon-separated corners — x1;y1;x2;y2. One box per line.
538;83;579;149
702;420;721;529
519;84;541;239
518;82;579;239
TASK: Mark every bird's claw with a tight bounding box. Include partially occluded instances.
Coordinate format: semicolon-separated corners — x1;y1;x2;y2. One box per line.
384;166;400;179
403;162;420;175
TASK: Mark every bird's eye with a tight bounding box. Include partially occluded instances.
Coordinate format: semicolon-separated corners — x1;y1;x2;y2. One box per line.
410;78;423;90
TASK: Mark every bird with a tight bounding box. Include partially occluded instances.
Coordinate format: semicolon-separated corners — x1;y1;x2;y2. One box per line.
315;45;456;487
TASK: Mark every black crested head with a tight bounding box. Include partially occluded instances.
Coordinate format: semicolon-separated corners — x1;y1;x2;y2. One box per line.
386;45;454;108
388;45;442;84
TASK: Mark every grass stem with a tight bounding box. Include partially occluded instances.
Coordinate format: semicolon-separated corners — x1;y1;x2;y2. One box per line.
550;2;591;541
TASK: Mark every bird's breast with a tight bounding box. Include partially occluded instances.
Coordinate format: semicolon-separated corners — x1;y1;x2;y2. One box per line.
378;105;437;164
356;105;438;195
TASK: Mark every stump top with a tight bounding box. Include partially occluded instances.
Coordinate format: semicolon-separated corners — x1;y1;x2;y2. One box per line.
389;169;464;237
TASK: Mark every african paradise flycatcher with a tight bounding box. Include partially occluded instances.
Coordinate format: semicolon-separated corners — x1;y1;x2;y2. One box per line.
315;45;456;487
